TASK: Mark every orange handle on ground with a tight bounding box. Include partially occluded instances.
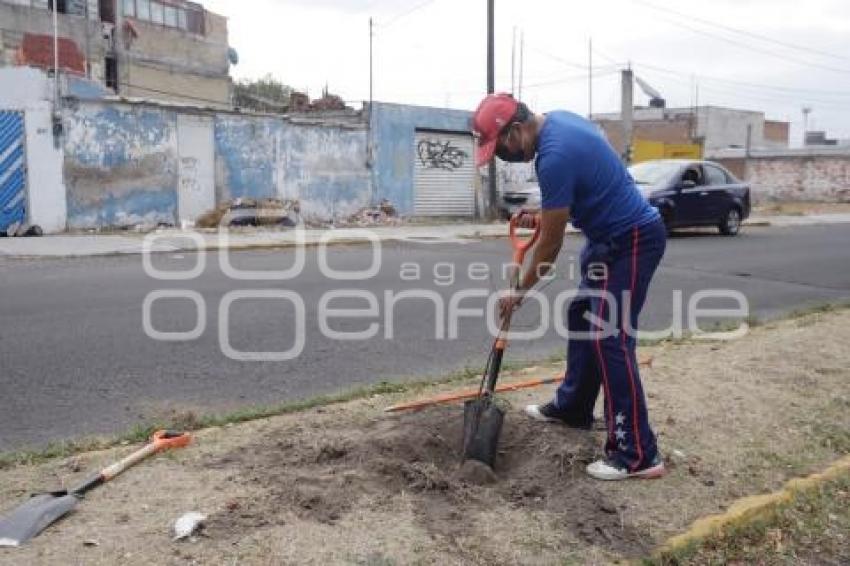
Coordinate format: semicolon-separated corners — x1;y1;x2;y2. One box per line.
100;430;191;482
384;357;653;413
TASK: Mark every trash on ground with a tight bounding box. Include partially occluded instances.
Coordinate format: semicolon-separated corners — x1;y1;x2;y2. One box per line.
173;512;206;541
195;198;300;229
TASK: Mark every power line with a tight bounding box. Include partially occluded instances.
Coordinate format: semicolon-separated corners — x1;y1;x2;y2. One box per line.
641;8;850;76
523;69;619;90
632;0;850;64
525;41;625;72
634;61;850;98
378;0;437;30
636;68;849;111
119;82;232;107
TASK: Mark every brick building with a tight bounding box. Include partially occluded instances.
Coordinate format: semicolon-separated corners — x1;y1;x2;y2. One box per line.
0;0;233;107
595;106;790;155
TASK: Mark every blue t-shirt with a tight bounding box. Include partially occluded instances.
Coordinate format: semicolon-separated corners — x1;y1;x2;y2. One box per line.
535;111;659;242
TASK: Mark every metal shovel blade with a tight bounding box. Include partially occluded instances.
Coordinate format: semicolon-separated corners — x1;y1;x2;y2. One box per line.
462;399;505;469
0;493;78;547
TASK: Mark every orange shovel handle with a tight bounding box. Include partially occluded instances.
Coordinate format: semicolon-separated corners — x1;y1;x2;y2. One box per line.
384;356;654;413
509;213;541;265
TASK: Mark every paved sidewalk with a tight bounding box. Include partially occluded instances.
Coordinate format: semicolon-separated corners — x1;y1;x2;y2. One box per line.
0;214;847;258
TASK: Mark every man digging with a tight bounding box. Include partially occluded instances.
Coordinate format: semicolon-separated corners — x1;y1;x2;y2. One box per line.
473;93;667;481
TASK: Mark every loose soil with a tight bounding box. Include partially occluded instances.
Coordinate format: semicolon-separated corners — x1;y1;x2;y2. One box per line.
0;309;848;565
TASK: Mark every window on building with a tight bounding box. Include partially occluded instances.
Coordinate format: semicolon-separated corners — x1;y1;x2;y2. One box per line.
123;0;135;17
48;0;68;14
163;5;176;26
136;0;150;19
176;7;187;29
105;55;118;92
186;6;204;34
99;0;116;23
150;1;163;24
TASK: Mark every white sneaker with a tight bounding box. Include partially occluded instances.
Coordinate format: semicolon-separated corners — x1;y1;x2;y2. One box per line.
586;455;666;481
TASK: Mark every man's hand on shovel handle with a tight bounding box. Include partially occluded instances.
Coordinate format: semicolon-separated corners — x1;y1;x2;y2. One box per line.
515;208;540;229
498;290;525;320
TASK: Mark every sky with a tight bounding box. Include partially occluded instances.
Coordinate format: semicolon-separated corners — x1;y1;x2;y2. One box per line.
202;0;850;146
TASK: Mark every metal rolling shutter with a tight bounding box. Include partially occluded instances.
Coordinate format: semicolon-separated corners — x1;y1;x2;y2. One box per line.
0;111;27;235
414;131;475;217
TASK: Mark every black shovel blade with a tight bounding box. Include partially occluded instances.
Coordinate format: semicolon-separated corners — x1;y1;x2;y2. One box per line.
462;399;505;469
0;493;78;547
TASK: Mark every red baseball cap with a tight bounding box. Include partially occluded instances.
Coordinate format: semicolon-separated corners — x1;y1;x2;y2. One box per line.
471;93;519;166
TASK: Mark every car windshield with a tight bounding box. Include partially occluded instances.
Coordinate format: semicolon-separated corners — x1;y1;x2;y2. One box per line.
628;161;681;187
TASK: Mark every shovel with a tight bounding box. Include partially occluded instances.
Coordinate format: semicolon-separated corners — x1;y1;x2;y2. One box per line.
0;430;191;547
462;214;540;469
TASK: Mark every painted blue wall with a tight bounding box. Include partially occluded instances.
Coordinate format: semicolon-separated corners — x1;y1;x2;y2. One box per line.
64;102;179;229
370;102;473;215
214;115;281;202
281;123;370;221
62;100;481;229
214;115;370;221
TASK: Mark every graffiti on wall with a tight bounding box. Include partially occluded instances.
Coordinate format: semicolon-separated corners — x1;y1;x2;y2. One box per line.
417;138;468;171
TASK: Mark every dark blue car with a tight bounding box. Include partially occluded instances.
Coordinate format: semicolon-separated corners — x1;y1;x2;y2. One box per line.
628;159;751;236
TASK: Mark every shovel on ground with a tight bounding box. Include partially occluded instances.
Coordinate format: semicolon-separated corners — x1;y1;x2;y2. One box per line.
462;214;540;469
0;430;191;547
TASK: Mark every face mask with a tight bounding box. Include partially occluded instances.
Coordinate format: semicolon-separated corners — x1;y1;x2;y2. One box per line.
495;127;530;163
496;145;528;163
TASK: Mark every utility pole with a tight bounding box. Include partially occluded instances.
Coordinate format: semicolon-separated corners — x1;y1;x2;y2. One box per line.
486;0;497;220
518;30;524;100
588;37;593;119
511;26;516;96
621;67;634;165
52;0;59;104
369;17;374;107
802;106;812;147
84;0;91;78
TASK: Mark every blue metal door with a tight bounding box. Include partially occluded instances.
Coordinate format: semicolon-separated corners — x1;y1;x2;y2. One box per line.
0;111;27;235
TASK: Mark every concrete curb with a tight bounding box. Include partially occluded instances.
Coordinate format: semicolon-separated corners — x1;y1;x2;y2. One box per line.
655;454;850;559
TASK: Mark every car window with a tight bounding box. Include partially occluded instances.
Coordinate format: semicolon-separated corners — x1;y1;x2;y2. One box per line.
627;161;681;187
681;165;704;186
704;165;729;186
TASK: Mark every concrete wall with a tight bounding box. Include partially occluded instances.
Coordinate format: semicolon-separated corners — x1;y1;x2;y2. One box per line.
747;156;850;202
0;67;67;233
698;107;765;151
63;101;179;229
597;116;692;155
118;9;232;107
712;149;850;202
214;114;370;221
0;1;107;81
764;120;790;147
124;63;231;108
370;102;474;215
25;101;67;232
281;122;370;221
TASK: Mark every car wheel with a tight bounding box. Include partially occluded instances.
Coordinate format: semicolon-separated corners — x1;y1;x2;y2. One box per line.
719;207;742;236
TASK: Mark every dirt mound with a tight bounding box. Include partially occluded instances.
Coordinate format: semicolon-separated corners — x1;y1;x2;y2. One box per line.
204;403;654;557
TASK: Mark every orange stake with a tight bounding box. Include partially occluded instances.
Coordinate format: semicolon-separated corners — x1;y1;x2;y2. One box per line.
385;357;653;413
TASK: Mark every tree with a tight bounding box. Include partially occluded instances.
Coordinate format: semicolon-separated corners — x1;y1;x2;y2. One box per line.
233;74;295;114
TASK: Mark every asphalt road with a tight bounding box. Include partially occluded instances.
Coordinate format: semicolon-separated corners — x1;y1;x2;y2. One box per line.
1;224;849;452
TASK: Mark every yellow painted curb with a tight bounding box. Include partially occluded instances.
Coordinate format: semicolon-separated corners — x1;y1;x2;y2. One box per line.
656;454;850;557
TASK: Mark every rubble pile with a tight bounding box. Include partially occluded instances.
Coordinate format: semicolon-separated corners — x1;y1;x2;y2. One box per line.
341;199;402;227
195;198;300;229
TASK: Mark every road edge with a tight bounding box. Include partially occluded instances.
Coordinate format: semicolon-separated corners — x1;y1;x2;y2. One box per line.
653;454;850;562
